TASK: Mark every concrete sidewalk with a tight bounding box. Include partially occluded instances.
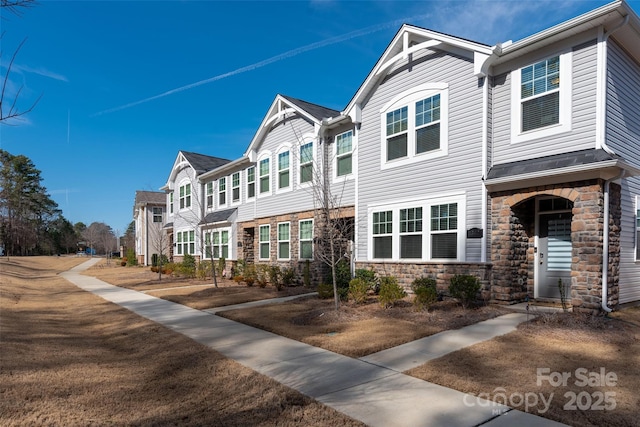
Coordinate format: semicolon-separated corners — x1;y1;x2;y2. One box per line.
61;259;565;427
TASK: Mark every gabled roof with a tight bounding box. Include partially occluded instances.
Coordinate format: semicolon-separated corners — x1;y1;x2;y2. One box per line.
181;151;231;175
134;190;166;206
280;95;340;122
244;94;345;161
163;150;231;189
344;24;493;121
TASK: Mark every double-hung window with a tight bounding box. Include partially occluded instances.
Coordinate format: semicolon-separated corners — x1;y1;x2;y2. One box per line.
381;83;448;167
369;197;463;261
206;182;214;208
207;230;230;259
259;158;270;194
400;207;422;259
336;131;353;177
247;167;256;199
278;150;290;189
386;107;408;160
372;211;393;258
278;222;290;260
511;51;571;142
169;193;173;214
300;142;313;184
299;219;313;259
179;183;191;209
232;172;240;202
152;207;163;223
176;230;194;255
218;177;226;206
259;225;270;260
431;203;458;259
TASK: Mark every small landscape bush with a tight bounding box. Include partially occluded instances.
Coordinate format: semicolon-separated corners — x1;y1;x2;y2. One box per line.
449;274;481;308
348;278;369;304
244;264;256;287
256;264;269;288
281;267;296;286
126;248;137;266
411;276;438;310
317;283;334;299
269;265;283;290
197;261;212;280
355;268;379;294
378;276;406;308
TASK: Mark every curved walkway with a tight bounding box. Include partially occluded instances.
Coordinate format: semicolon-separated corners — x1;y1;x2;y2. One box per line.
61;259;565;427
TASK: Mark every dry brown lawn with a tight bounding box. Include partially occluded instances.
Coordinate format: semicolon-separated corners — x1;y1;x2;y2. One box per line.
0;256;364;426
85;259;508;358
407;309;640;427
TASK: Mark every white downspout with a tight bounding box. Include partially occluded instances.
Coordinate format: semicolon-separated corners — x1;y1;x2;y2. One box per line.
598;16;629;313
481;75;489;263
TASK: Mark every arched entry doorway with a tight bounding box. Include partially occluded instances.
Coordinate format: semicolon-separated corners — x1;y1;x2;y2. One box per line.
535;197;573;299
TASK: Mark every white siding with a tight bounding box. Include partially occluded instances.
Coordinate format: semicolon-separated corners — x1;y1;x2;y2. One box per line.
356;49;485;261
492;39;598;164
606;41;640;170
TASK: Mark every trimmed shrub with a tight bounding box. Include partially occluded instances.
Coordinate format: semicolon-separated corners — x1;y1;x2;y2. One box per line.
281;267;296;286
335;258;351;289
317;283;334;299
355;268;379;294
348;278;369;304
126;248;137;266
197;261;212;280
244;264;256;287
256;264;269;288
411;276;438;310
449;274;481;308
378;276;406;308
269;265;283;290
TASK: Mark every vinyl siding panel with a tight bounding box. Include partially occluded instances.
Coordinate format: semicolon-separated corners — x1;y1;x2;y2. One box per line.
356;49;485;262
492;39;598;164
606;41;640;170
619;177;640;304
252;116;321;219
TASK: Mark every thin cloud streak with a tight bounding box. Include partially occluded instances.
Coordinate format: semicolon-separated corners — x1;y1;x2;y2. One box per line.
92;13;433;117
11;64;69;82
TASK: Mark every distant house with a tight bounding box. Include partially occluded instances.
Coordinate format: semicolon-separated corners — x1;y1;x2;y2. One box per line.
133;190;168;266
156;1;640;313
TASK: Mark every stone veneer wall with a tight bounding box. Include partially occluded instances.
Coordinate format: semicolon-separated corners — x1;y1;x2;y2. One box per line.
237;206;355;285
354;261;492;299
490;179;621;314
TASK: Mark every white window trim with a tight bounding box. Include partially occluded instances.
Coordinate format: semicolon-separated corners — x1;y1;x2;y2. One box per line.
299;218;314;260
367;193;466;262
218;176;227;208
277;222;291;260
379;82;449;170
258;151;272;197
297;139;316;188
510;50;572;144
204;227;232;260
276;144;293;194
246;166;256;201
259;224;270;261
205;181;214;210
176;229;196;256
334;130;355;182
178;180;192;211
231;171;241;205
169;192;174;216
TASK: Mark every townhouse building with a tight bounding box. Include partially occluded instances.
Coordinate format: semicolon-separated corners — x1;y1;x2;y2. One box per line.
152;0;640;313
133;190;168;266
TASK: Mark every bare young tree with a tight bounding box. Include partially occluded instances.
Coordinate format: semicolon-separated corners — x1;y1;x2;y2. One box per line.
147;218;171;280
289;123;356;311
1;0;41;124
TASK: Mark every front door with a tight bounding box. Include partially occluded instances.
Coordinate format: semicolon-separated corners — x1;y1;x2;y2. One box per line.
536;202;572;299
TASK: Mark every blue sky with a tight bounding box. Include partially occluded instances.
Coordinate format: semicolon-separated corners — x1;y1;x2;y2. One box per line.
1;0;636;234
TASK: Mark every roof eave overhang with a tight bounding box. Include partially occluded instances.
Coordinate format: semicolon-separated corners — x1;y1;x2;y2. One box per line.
484;160;639;193
199;156;252;181
344;25;493;121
